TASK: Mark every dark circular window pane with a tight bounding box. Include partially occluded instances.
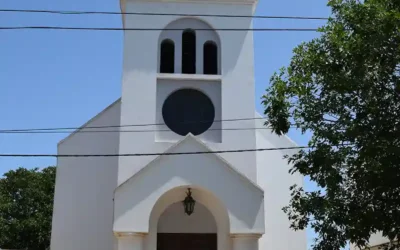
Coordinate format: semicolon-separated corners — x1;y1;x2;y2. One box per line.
162;89;215;136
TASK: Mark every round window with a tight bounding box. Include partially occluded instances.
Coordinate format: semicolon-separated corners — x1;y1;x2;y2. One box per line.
162;89;215;136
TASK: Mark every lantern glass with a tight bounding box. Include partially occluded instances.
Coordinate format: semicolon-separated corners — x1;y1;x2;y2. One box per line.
183;188;196;216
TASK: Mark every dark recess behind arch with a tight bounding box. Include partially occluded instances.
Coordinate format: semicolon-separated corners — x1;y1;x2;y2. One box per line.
203;41;218;75
182;30;196;74
160;39;175;73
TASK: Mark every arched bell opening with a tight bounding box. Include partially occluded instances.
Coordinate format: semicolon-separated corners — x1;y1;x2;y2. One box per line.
160;39;175;73
157;18;221;75
182;29;196;74
203;41;218;75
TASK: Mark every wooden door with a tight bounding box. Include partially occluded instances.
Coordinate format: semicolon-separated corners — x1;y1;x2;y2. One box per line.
157;233;217;250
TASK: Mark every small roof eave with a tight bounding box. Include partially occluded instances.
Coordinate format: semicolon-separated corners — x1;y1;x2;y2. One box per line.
254;111;298;147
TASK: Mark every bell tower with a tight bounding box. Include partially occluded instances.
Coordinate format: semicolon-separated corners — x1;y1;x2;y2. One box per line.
118;0;259;184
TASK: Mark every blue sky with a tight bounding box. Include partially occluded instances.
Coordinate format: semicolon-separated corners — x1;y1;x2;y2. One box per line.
0;0;333;248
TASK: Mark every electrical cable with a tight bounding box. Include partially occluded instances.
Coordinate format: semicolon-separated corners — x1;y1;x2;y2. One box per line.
0;127;282;134
0;9;329;20
0;145;310;158
0;10;315;156
0;27;319;32
0;9;330;157
0;117;274;132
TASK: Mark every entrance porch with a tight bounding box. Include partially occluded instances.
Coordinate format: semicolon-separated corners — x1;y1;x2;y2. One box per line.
113;136;265;250
114;186;262;250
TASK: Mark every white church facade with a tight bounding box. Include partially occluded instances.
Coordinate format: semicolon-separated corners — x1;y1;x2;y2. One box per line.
50;0;306;250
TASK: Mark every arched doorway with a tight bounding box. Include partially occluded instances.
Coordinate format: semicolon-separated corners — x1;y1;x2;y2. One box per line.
147;186;230;250
157;201;217;250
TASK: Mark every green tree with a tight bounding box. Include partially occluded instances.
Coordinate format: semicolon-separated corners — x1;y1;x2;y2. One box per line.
262;0;400;249
0;166;56;250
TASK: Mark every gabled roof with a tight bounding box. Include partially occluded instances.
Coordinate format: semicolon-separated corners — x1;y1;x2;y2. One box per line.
254;111;298;147
57;97;297;149
115;133;264;193
58;98;121;146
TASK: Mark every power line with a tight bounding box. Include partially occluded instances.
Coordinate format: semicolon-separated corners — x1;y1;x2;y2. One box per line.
0;117;272;132
0;127;279;134
0;9;329;20
0;145;309;158
0;26;319;32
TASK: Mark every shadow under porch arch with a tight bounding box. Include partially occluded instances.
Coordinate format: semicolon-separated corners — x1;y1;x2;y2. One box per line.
148;186;230;250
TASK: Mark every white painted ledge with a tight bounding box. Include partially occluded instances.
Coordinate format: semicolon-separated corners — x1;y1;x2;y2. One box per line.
157;73;222;81
231;233;263;239
121;0;257;7
114;232;148;238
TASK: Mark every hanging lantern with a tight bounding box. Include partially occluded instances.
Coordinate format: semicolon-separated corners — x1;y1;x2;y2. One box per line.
182;188;196;216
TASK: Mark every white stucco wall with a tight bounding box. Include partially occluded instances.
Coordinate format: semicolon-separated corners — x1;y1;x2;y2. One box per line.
51;101;302;250
350;233;391;250
254;113;307;250
51;1;308;250
118;1;258;185
368;233;391;247
50;100;121;250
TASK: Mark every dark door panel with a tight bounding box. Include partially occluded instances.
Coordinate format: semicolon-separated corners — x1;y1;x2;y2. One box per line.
157;233;217;250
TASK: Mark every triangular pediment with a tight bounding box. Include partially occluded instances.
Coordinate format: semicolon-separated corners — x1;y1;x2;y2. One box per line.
113;133;265;234
115;133;263;194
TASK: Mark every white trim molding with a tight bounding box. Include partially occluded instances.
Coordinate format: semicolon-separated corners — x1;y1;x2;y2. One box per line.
114;232;148;238
157;73;222;81
119;0;258;27
230;233;263;239
121;0;257;10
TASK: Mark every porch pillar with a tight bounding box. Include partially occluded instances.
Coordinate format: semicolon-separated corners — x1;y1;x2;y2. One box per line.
114;232;146;250
231;234;261;250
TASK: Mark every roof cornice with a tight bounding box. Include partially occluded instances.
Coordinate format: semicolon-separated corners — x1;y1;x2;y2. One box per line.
119;0;258;27
120;0;257;8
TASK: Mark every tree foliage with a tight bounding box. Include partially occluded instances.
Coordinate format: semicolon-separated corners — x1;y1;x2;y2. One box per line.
262;0;400;249
0;166;56;250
